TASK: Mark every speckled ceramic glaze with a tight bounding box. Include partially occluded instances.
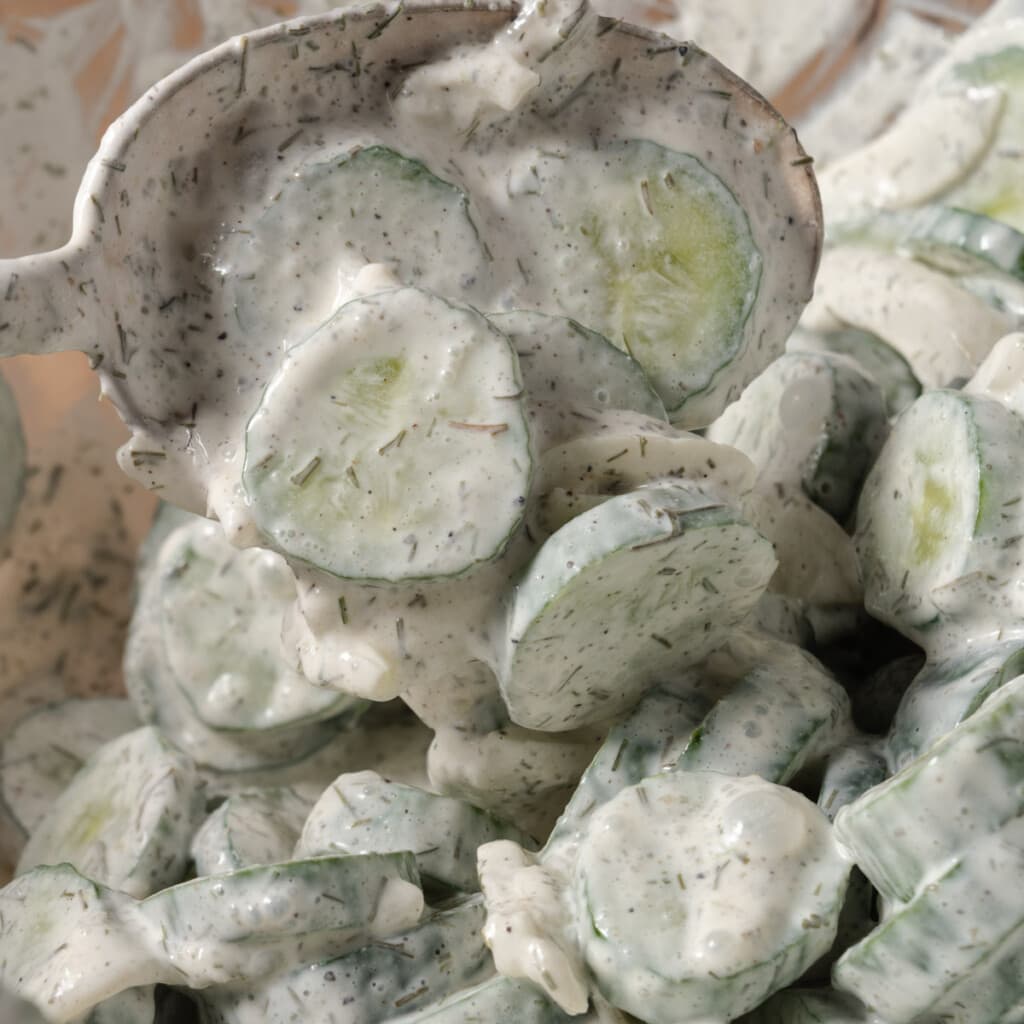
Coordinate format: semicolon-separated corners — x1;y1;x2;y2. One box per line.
0;0;820;516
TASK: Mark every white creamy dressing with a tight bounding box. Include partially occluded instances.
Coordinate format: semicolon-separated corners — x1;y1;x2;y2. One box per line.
32;0;815;822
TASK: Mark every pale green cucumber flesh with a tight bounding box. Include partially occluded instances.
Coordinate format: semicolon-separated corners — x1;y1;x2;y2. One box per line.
158;519;356;732
243;287;531;582
139;853;423;988
15;725;204;899
676;657;851;785
576;772;849;1024
190;787;311;876
836;675;1024;904
833;820;1024;1024
295;770;531;892
509;140;761;416
488;310;665;451
497;484;775;731
887;640;1024;772
202;896;492;1024
226;145;492;349
790;326;921;418
0;697;139;835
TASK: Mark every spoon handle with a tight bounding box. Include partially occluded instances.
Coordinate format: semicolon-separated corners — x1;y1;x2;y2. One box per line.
0;247;103;358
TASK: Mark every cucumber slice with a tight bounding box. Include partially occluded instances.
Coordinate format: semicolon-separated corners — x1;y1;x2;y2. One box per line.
832;205;1024;282
190;787;311;875
742;489;863;616
295;770;532;893
817;89;1005;225
833;818;1024;1024
0;697;139;836
0;371;25;539
675;653;852;785
835;675;1024;904
201;896;492;1024
804;245;1014;389
157;518;357;732
16;726;204;899
574;771;851;1024
1;855;424;1021
530;410;756;537
495;482;776;731
224;145;493;350
243;287;532;582
788;325;922;419
887;640;1024;771
0;864;156;1023
389;976;575;1023
855;389;1024;643
487;311;666;451
817;739;888;823
506;139;762;423
125;552;360;773
426;721;604;842
941;43;1024;231
708;351;888;523
139;853;424;989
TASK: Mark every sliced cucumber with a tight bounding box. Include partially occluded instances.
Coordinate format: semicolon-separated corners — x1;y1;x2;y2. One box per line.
0;864;155;1023
832;205;1024;282
574;771;851;1024
202;895;492;1024
224;145;493;350
675;652;852;785
836;676;1024;903
0;698;139;836
295;770;531;893
506;139;762;424
495;482;775;731
0;371;25;539
1;855;425;1021
487;311;666;451
887;639;1024;771
804;245;1014;389
817;89;1005;225
833;817;1024;1024
243;287;531;582
157;517;357;732
125;554;359;773
708;351;888;523
190;787;311;876
788;325;922;419
544;675;729;854
942;43;1024;230
855;389;1024;643
817;739;888;823
389;976;575;1023
139;853;424;989
529;410;756;538
16;725;204;899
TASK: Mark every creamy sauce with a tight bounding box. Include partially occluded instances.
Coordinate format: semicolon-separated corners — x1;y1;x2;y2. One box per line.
5;2;1024;1022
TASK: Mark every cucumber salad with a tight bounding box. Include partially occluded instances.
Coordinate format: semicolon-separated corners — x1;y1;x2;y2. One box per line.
1;0;1024;1022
